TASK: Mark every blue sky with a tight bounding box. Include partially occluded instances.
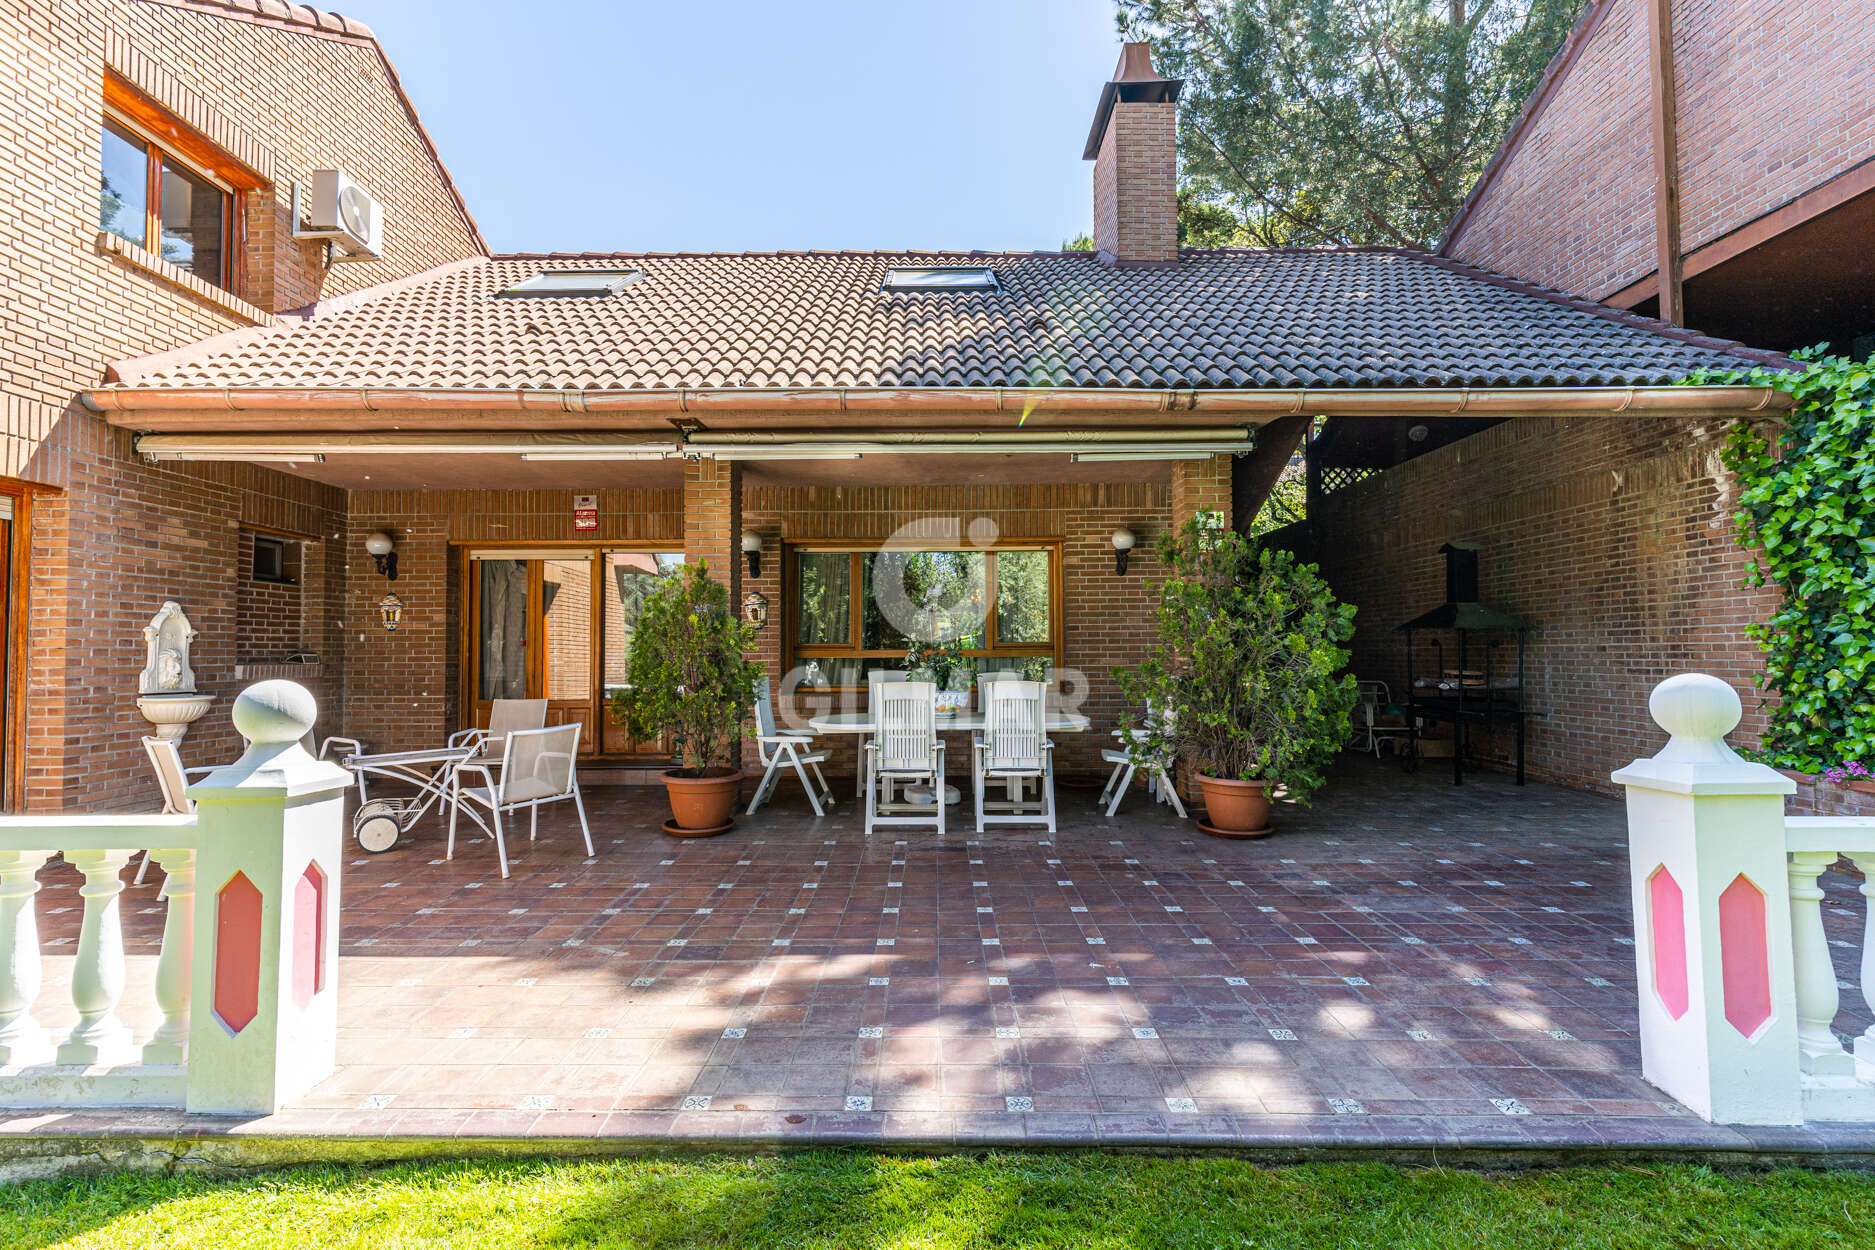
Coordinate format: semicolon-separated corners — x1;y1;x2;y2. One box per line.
354;0;1124;254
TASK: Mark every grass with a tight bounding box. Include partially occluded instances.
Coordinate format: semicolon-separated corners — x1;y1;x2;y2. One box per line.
3;1151;1873;1249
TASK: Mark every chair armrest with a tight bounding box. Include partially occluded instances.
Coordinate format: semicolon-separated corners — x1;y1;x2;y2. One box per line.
181;765;220;778
454;761;497;795
447;728;487;749
758;733;814;745
320;736;364;760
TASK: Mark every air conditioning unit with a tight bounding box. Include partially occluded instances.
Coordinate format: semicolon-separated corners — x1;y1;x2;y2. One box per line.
301;169;383;260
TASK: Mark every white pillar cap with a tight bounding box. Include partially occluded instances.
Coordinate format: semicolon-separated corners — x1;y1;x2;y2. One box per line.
1611;673;1795;796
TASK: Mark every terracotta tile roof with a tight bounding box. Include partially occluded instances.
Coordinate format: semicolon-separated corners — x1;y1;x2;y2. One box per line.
109;247;1781;393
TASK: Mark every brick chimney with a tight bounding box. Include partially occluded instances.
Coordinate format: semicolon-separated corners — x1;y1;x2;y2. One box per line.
1083;42;1183;268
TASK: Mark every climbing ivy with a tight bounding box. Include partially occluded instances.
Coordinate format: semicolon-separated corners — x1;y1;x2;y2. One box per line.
1686;348;1875;772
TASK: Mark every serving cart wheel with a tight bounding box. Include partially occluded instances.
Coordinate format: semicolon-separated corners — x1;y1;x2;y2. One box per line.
354;799;406;853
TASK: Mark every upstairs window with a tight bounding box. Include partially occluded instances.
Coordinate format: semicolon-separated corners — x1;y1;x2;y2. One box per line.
99;116;230;288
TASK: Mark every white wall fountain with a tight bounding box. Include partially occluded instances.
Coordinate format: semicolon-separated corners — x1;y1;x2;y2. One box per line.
135;601;212;743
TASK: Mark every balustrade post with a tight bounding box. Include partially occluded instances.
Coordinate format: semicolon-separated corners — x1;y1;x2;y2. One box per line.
56;848;136;1065
141;848;195;1065
1612;673;1802;1124
1851;851;1875;1077
183;681;349;1116
0;849;52;1066
1788;852;1855;1076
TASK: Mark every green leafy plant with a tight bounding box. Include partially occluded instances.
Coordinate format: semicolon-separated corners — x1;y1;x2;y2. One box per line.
1115;519;1357;801
1686;348;1875;773
609;561;763;776
904;636;971;689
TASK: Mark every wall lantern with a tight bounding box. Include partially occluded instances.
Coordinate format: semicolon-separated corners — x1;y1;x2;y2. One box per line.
364;530;398;581
741;530;763;579
1407;423;1431;443
1112;526;1136;576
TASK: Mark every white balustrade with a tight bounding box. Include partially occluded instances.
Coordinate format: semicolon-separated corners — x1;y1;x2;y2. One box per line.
1616;672;1875;1125
0;681;349;1115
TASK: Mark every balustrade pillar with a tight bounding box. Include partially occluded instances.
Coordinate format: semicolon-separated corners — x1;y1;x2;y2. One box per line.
57;848;136;1066
141;848;195;1065
1788;851;1854;1076
0;849;52;1066
1611;673;1802;1125
1851;851;1875;1075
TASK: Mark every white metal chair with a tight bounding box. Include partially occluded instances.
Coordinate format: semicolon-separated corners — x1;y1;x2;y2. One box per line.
1350;680;1412;757
864;680;945;836
448;698;549;759
972;679;1055;832
747;675;834;816
1100;705;1186;819
135;736;218;885
448;723;591;879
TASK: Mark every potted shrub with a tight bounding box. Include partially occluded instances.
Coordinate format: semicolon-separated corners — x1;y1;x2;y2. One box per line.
905;636;972;717
610;560;763;836
1116;519;1358;837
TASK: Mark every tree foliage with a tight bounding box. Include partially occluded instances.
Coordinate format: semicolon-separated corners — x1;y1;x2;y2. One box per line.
1689;349;1875;773
1115;520;1357;800
1115;0;1580;248
611;561;763;775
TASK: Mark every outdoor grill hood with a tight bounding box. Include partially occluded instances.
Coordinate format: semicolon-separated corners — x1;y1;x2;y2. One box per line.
1398;542;1528;632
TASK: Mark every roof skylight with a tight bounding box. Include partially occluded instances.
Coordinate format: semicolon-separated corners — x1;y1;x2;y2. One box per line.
498;269;643;297
883;266;998;293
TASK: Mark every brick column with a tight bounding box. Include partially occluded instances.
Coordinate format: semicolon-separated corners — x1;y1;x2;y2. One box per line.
1170;455;1234;532
682;458;751;771
683;457;742;603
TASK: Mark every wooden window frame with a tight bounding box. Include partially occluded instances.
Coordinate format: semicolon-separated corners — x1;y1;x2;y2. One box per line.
783;541;1063;690
0;483;44;813
101;73;265;296
453;544;687;759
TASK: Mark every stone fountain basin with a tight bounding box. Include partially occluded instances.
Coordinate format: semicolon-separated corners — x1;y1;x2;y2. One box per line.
137;691;213;741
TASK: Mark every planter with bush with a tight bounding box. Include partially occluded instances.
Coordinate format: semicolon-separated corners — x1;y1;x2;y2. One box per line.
610;561;764;836
1116;519;1357;837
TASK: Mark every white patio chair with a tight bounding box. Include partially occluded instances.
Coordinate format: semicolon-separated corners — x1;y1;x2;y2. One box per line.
448;698;548;759
866;669;909;803
1100;704;1186;819
134;735;218;886
972;679;1055;832
864;680;944;837
1350;680;1411;757
447;723;591;879
747;675;834;816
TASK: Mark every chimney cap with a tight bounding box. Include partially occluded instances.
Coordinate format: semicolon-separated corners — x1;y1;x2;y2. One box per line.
1082;41;1184;160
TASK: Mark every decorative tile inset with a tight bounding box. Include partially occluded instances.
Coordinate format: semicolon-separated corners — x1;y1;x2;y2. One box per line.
1005;1096;1034;1112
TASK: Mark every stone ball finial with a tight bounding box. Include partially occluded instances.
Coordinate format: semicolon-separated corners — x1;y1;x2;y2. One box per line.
231;680;317;746
1649;673;1742;742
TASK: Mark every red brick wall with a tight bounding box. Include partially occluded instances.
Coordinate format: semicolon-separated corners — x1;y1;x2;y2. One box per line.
1304;414;1779;796
234;531;302;662
1445;0;1875;300
1;0;483;808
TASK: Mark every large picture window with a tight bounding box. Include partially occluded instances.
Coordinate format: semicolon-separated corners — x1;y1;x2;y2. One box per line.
99;115;230;288
787;544;1060;689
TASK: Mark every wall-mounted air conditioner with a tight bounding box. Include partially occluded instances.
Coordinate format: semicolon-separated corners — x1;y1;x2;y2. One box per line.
292;169;383;261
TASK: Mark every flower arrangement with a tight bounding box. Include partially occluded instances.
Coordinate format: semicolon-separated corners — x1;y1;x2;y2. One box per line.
904;636;972;692
1822;760;1872;786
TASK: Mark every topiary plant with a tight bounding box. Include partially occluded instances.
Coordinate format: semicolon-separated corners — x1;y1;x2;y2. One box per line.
1115;519;1358;803
609;560;763;776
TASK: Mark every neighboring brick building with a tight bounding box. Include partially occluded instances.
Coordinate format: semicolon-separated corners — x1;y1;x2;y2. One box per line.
1;16;1814;823
1294;0;1875;816
1441;0;1875;352
1;0;484;810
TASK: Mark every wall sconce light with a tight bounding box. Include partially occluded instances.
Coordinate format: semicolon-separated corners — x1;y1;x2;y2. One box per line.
365;529;398;581
1112;526;1136;576
741;530;763;580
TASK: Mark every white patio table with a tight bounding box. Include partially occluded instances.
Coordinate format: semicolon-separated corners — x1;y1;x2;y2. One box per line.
808;709;1092;802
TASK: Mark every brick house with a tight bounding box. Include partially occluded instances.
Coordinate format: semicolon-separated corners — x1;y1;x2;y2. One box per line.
1295;0;1875;813
0;1;1808;816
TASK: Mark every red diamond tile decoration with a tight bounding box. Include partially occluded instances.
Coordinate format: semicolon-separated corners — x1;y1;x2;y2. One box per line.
1718;874;1772;1039
213;871;263;1035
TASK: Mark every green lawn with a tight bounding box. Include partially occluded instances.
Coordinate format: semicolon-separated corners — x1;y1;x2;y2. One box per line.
3;1151;1873;1249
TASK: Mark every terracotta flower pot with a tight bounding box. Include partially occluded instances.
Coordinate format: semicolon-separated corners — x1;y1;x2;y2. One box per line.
661;768;742;837
1195;775;1275;839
